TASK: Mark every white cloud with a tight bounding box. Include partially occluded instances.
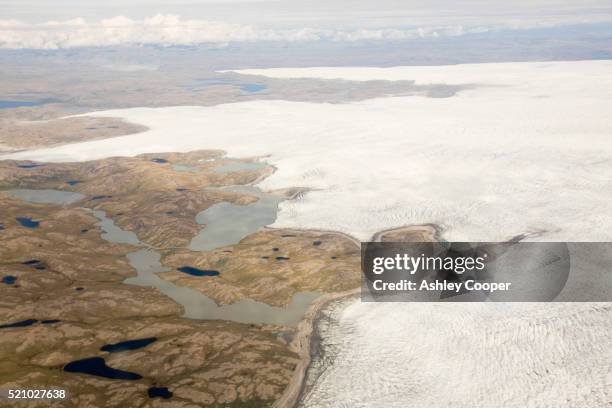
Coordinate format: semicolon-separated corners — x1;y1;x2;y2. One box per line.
1;13;610;49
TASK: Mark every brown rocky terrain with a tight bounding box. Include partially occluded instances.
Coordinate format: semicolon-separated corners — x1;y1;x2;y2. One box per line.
161;229;361;307
0;116;147;154
0;192;298;408
1;317;297;408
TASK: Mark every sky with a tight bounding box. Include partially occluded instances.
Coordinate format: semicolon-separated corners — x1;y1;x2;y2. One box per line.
1;0;612;48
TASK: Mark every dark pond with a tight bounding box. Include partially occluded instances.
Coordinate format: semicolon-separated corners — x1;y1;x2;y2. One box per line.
66;180;81;186
75;287;84;291
23;259;46;270
313;240;322;246
90;195;112;200
151;158;168;163
16;217;39;228
64;357;143;380
2;275;17;284
101;337;157;353
177;266;220;277
17;163;43;169
0;223;4;230
275;256;290;261
41;319;61;324
148;387;172;399
0;319;37;329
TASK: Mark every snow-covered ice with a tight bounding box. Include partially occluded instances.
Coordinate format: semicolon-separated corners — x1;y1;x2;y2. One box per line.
300;301;612;408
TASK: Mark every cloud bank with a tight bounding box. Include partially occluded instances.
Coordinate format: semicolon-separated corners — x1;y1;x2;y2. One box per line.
1;13;610;49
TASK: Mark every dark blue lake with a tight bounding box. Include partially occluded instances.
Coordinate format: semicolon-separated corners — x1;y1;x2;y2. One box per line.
17;163;42;169
2;275;17;284
177;266;220;277
0;319;37;329
23;259;46;270
101;337;157;353
41;319;61;324
16;217;39;228
148;387;172;399
66;180;81;186
151;158;168;163
64;357;143;380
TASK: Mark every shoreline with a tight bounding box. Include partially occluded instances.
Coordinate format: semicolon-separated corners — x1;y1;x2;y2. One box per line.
275;223;442;407
273;287;360;408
